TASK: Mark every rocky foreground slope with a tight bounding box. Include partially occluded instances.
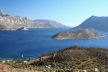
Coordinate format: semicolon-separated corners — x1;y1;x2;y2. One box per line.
0;10;65;30
52;29;105;39
26;46;108;72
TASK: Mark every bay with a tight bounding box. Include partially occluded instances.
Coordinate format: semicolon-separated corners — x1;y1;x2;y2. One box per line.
0;28;108;59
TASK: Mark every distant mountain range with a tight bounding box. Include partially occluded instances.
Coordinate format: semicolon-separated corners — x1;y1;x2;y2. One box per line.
33;19;66;28
72;16;108;32
0;10;66;30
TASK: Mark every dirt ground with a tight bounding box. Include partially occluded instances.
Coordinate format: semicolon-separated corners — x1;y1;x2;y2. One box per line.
0;63;41;72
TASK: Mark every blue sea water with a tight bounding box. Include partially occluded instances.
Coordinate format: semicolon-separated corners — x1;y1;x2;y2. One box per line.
0;28;108;59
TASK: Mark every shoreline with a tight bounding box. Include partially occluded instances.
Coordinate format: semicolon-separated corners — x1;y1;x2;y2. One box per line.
53;35;106;40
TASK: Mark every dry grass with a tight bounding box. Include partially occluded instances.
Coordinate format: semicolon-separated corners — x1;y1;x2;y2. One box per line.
0;64;41;72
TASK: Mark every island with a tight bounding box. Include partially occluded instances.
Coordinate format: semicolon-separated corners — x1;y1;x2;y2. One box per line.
52;29;105;39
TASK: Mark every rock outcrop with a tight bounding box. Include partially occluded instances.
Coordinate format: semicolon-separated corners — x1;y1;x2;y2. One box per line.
52;29;105;39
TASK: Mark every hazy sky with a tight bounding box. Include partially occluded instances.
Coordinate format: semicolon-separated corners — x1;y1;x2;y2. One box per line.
0;0;108;26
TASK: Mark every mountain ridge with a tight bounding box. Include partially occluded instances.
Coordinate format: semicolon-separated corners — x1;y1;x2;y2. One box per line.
0;10;66;30
72;16;108;32
33;19;66;28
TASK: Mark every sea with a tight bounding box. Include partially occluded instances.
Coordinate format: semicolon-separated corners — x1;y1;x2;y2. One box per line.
0;28;108;59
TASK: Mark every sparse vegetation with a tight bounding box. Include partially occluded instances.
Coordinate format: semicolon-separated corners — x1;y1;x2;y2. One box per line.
1;46;106;72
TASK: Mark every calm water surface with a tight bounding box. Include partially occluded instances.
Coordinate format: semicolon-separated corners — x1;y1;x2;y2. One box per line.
0;28;108;59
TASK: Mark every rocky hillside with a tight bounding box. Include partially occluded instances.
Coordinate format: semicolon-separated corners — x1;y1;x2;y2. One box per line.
26;46;108;72
0;10;65;30
72;16;108;32
52;29;105;39
0;10;34;30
